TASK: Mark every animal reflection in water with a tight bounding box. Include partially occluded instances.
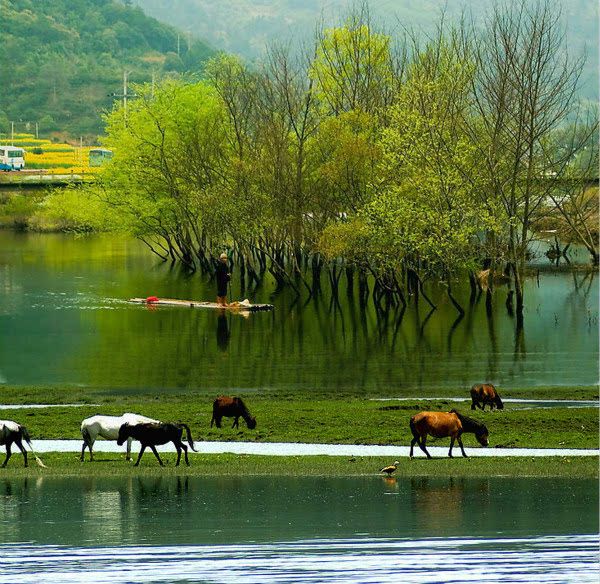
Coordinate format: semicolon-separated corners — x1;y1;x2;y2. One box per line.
117;422;197;467
409;410;489;459
81;413;160;461
412;477;491;531
470;383;504;411
0;420;46;468
211;396;256;430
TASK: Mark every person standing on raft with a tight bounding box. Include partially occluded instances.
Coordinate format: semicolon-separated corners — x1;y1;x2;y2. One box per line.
216;253;231;307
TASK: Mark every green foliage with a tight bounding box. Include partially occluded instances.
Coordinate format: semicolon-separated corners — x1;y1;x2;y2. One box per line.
28;186;124;233
0;0;216;138
310;20;394;114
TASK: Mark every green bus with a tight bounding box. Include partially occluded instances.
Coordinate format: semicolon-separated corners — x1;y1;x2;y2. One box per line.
89;148;113;167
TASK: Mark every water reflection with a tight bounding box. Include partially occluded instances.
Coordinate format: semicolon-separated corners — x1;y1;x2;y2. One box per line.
0;476;598;583
0;232;597;390
216;310;230;352
0;476;596;547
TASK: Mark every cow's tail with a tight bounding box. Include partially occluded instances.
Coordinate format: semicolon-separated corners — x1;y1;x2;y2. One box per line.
21;426;47;468
180;423;197;452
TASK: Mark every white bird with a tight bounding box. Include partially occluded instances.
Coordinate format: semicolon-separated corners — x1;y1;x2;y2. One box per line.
380;461;399;476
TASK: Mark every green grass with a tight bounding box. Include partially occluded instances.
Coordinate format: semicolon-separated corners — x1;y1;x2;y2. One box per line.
2;452;597;479
0;384;597;479
1;385;597;449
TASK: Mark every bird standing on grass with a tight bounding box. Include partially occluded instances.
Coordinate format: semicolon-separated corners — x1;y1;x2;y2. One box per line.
380;461;399;476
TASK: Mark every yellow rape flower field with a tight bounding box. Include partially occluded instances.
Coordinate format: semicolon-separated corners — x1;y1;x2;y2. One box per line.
0;134;104;173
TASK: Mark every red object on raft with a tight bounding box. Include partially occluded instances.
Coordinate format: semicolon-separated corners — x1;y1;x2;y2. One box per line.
146;296;160;303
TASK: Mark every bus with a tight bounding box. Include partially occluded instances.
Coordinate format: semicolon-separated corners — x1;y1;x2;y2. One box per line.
0;146;26;170
89;148;113;167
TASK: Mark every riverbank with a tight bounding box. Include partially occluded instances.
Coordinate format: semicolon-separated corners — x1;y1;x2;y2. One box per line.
2;452;598;479
0;385;597;480
0;385;597;448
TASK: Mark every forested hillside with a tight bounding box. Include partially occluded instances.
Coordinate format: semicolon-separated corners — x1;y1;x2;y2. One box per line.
133;0;598;101
0;0;216;139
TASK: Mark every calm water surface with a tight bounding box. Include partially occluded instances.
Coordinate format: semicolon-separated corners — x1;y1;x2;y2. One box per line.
0;476;598;583
0;232;598;392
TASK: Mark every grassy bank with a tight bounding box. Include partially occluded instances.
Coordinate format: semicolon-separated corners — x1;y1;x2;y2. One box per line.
0;385;597;479
1;385;597;449
2;452;598;480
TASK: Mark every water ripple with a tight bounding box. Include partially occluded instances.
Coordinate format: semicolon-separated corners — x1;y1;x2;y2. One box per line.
0;535;598;583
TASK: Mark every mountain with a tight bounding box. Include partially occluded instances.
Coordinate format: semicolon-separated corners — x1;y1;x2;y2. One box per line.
0;0;217;139
132;0;598;101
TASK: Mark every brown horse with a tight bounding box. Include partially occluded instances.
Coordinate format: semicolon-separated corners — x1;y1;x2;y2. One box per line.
409;410;489;459
211;397;256;429
470;383;504;411
117;422;196;467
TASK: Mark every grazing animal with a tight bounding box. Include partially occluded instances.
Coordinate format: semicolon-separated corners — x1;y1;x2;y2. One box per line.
117;422;197;467
80;413;160;461
211;396;256;430
380;461;399;476
470;383;504;411
0;420;46;468
409;410;489;459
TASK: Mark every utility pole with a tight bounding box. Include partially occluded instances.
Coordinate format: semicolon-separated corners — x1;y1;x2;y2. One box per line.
108;70;137;124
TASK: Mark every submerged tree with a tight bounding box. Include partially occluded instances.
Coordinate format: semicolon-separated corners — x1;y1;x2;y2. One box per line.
465;0;588;320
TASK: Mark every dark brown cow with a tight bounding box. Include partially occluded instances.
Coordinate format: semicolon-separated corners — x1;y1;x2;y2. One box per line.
211;397;256;429
470;383;504;411
409;409;489;459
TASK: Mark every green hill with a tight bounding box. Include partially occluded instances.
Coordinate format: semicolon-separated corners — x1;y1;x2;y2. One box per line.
133;0;598;101
0;0;217;139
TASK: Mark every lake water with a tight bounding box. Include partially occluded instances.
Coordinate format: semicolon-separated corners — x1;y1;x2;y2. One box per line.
0;231;598;392
0;476;598;583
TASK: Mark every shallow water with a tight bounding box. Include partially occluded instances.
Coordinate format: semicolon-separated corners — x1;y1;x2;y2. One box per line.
29;439;599;457
371;397;600;409
1;535;598;584
0;232;597;391
0;476;597;583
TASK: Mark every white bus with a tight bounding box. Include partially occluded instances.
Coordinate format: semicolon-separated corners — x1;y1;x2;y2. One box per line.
0;146;26;170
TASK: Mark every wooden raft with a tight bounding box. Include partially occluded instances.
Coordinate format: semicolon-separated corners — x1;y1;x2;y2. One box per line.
128;298;274;312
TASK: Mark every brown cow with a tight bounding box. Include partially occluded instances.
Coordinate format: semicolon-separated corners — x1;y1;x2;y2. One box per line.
211;397;256;429
409;410;489;459
470;383;504;411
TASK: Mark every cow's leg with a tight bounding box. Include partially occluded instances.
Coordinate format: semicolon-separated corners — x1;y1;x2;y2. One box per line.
418;435;432;459
81;437;95;462
232;417;239;429
1;444;11;468
181;443;189;466
134;445;146;466
448;436;455;458
126;438;133;461
409;436;417;458
174;444;182;466
150;445;164;467
16;440;28;467
471;398;477;410
458;435;468;457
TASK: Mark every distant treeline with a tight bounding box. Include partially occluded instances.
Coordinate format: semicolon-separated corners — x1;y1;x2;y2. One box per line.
46;1;598;319
0;0;216;137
